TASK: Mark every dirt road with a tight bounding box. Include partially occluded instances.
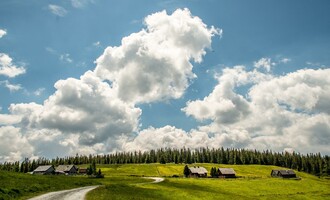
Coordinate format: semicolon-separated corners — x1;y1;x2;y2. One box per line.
144;177;165;183
28;185;99;200
28;177;164;200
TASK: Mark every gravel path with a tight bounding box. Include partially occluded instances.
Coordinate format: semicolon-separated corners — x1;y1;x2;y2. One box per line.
28;177;164;200
28;185;99;200
144;177;165;183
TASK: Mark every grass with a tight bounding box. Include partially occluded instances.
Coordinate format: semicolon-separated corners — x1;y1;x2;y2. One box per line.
86;164;330;200
0;170;100;200
1;164;329;199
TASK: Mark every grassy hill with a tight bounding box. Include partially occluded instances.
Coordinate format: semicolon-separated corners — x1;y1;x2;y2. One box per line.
1;164;329;200
87;164;330;200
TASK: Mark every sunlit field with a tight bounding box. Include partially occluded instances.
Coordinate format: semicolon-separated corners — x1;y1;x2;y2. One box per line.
1;163;329;200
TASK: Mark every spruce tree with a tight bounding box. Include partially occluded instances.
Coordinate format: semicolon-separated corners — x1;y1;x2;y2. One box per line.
183;165;190;177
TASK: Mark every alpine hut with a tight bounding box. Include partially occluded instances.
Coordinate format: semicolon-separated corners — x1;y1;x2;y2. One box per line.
55;165;78;175
188;166;208;177
218;168;236;178
32;165;55;175
271;169;296;178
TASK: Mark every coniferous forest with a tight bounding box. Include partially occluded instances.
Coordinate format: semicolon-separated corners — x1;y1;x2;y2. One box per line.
0;148;329;176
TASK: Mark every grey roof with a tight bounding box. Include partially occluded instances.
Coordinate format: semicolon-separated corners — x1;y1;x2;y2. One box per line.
55;165;76;172
277;170;296;175
33;165;54;172
189;166;208;174
218;168;236;175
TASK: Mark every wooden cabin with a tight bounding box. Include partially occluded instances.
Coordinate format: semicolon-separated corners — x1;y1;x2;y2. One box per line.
33;165;55;175
218;168;236;178
271;169;296;178
189;166;208;177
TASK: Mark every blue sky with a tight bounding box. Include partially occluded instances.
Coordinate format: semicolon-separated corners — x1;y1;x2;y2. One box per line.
0;0;330;161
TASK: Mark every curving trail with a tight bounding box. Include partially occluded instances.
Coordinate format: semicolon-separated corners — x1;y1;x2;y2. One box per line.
143;177;165;183
28;185;99;200
27;177;164;200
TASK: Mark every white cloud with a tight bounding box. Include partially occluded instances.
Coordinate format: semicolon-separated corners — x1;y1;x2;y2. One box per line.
60;53;73;63
183;66;271;123
48;4;68;17
71;0;94;8
0;80;22;92
124;126;251;152
45;47;57;54
33;88;45;96
8;71;141;146
0;53;26;78
0;126;34;162
0;114;21;125
280;58;291;63
183;67;330;154
0;29;7;38
249;68;330;114
93;41;101;47
254;57;275;72
95;8;220;103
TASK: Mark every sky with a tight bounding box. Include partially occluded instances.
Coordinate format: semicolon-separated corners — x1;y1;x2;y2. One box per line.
0;0;330;162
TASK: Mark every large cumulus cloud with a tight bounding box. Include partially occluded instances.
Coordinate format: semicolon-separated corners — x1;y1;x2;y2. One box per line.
9;71;141;145
95;8;220;103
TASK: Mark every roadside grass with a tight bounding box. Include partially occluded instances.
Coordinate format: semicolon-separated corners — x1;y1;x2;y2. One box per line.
86;164;330;200
0;170;100;200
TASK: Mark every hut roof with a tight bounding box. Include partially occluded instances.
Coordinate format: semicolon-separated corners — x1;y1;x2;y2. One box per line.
189;166;208;174
218;168;236;175
33;165;53;172
278;170;296;175
55;165;76;172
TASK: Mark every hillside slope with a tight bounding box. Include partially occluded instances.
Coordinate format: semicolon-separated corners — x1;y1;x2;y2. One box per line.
87;163;330;200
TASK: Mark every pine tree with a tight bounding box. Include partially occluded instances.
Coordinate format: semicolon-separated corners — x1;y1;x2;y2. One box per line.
183;165;190;177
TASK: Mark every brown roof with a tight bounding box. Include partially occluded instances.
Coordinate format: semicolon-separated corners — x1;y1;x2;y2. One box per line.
218;168;236;175
189;166;208;174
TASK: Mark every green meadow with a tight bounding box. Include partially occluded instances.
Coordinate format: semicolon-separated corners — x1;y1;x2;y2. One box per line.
87;164;330;200
0;164;329;200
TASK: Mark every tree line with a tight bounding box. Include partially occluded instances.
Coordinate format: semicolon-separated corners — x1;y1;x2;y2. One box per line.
0;148;329;176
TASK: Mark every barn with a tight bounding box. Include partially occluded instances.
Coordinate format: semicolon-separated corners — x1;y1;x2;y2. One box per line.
32;165;55;175
271;169;296;178
55;165;78;175
189;166;208;177
218;168;236;178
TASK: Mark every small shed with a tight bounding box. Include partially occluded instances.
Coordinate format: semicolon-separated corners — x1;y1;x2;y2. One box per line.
33;165;55;175
55;165;78;175
189;166;208;177
271;169;296;178
78;168;87;174
218;168;236;178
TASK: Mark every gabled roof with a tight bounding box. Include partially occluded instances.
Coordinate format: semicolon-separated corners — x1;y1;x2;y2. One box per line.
218;168;236;175
33;165;54;172
55;165;76;172
189;166;208;174
278;170;296;175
